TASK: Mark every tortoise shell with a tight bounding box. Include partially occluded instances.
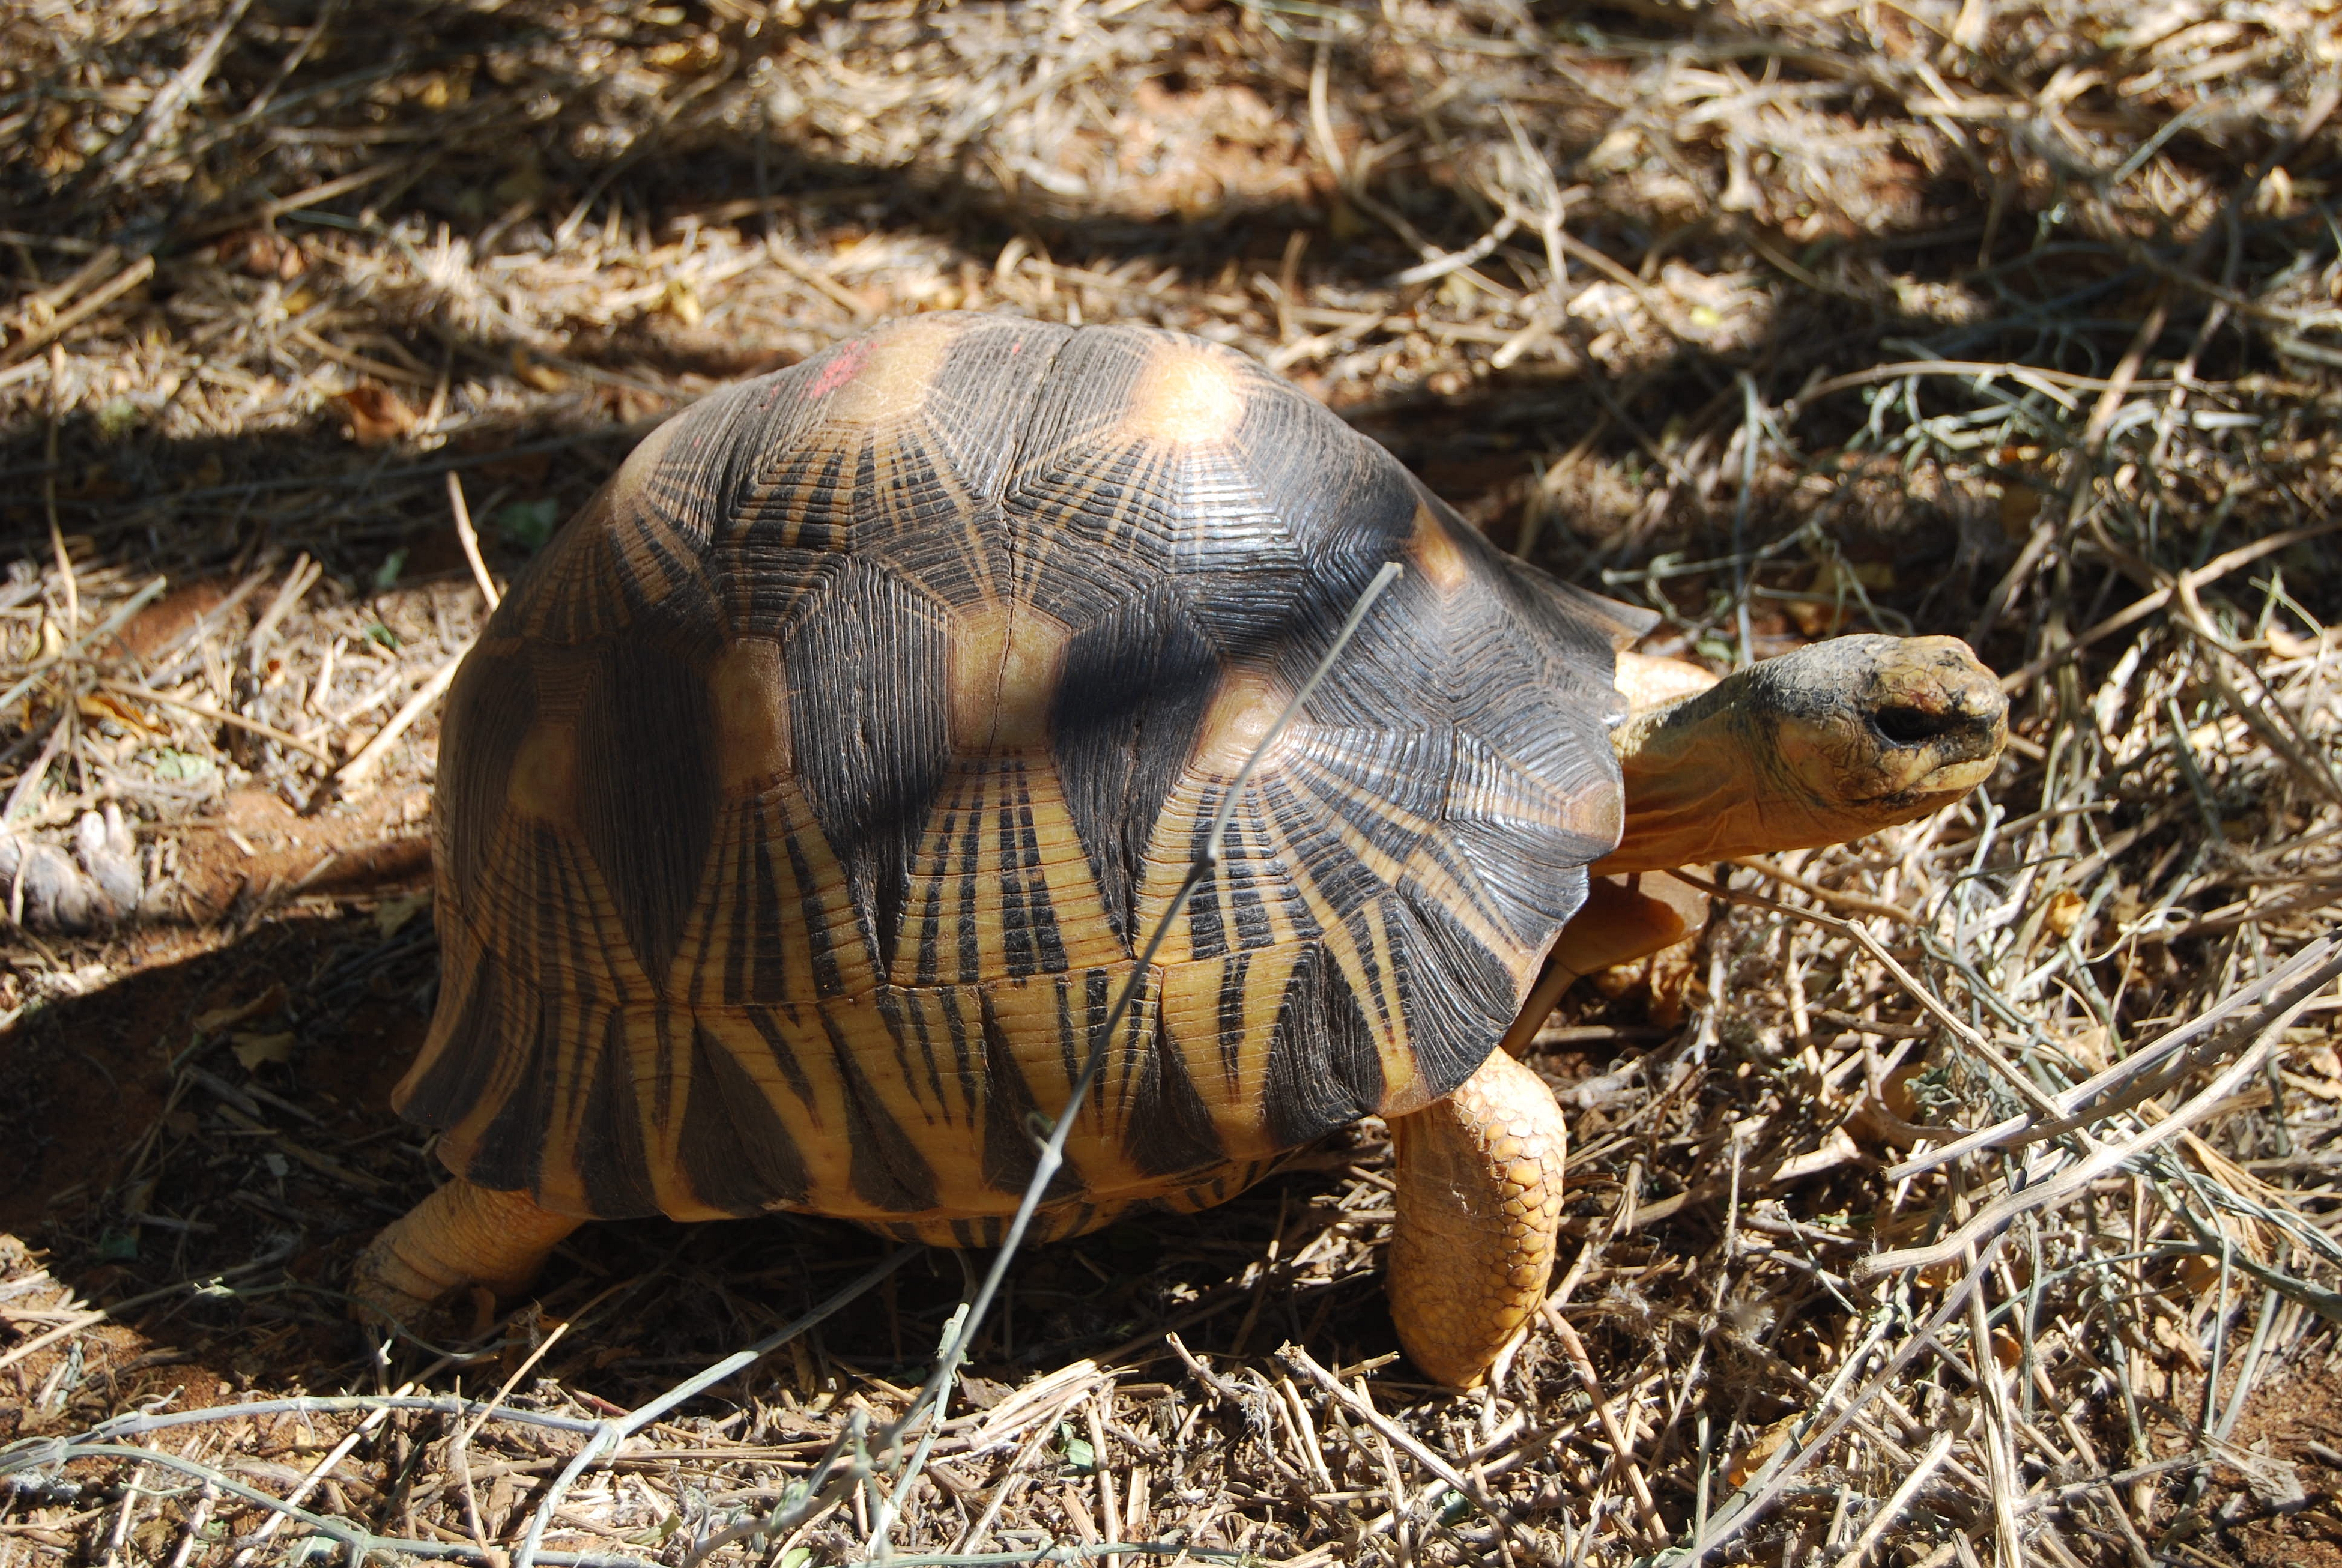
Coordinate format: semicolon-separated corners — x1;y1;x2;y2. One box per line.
396;313;1640;1247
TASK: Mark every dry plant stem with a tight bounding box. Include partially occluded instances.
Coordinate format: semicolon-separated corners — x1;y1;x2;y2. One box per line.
83;0;258;186
447;471;501;611
509;1244;919;1568
1540;1307;1667;1546
1830;1428;1954;1568
1667;869;2068;1122
9;1441;640;1568
1278;1345;1543;1554
0;256;156;371
1857;1004;2316;1280
0;577;167;716
98;676;337;761
1726;855;1917;924
1678;1258;1998;1568
1997;519;2342;695
331;638;474;790
227;1376;420;1566
1887;936;2342;1178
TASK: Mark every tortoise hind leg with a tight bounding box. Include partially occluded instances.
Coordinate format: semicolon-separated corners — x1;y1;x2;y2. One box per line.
1386;1049;1566;1388
353;1178;581;1325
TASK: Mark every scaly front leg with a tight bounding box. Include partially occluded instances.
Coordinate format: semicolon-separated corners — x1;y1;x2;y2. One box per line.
352;1178;582;1325
1385;1049;1567;1388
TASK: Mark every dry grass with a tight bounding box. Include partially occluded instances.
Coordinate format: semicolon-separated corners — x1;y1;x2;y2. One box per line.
4;1;2342;1566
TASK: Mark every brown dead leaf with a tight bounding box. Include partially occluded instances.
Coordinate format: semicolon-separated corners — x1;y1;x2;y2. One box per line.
230;1031;295;1070
2043;888;2086;941
2000;483;2042;540
375;889;430;939
333;384;416;447
76;691;156;733
511;347;567;392
1727;1416;1798;1486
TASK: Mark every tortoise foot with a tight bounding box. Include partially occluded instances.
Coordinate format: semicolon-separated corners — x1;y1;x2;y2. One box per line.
1386;1049;1566;1388
353;1178;581;1327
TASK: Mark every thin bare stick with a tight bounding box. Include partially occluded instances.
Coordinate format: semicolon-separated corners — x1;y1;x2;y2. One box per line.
1832;1429;1955;1568
509;1246;918;1568
1278;1344;1542;1554
1542;1307;1668;1546
447;472;501;611
0;578;168;715
333;639;475;789
100;678;337;762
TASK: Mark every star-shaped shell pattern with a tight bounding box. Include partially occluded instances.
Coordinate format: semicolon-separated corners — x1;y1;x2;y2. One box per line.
396;314;1635;1246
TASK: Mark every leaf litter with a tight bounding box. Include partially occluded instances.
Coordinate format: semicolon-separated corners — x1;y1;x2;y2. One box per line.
2;1;2342;1566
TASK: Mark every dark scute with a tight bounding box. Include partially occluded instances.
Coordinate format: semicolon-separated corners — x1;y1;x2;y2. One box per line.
465;997;553;1192
1051;592;1220;946
1261;942;1387;1149
402;951;512;1130
1124;1030;1224;1178
1389;886;1528;1101
976;994;1087;1200
575;628;720;988
820;1014;939;1212
438;650;537;909
578;1011;660;1217
784;562;954;969
681;1023;811;1214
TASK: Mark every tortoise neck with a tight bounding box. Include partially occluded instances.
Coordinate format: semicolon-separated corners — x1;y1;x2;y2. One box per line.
1594;677;1830;874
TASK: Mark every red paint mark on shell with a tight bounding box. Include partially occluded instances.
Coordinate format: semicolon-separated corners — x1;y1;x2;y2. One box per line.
811;338;873;396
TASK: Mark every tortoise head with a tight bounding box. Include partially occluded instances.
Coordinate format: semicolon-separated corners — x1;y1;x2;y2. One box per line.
1599;634;2008;874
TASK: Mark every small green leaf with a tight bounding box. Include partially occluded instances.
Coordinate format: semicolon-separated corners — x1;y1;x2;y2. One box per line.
1437;1489;1470;1525
95;1228;140;1262
372;548;408;590
779;1549;811;1568
495;498;561;553
95;399;141;440
150;748;213;781
1057;1421;1095;1473
364;623;401;650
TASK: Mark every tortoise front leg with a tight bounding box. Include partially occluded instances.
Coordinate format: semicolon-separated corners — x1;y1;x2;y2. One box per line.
1386;1049;1566;1388
352;1178;581;1325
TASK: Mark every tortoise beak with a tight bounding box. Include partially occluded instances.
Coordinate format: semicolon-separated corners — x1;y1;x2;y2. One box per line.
1848;636;2009;802
1762;634;2009;815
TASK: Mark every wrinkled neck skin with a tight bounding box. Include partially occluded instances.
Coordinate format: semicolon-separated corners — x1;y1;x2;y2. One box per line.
1598;687;1841;873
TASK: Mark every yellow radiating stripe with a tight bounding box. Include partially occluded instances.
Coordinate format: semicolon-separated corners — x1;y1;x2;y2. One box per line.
1155;943;1309;1164
1319;898;1423;1115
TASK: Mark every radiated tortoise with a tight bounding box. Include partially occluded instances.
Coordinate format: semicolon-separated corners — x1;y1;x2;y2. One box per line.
356;313;2008;1386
